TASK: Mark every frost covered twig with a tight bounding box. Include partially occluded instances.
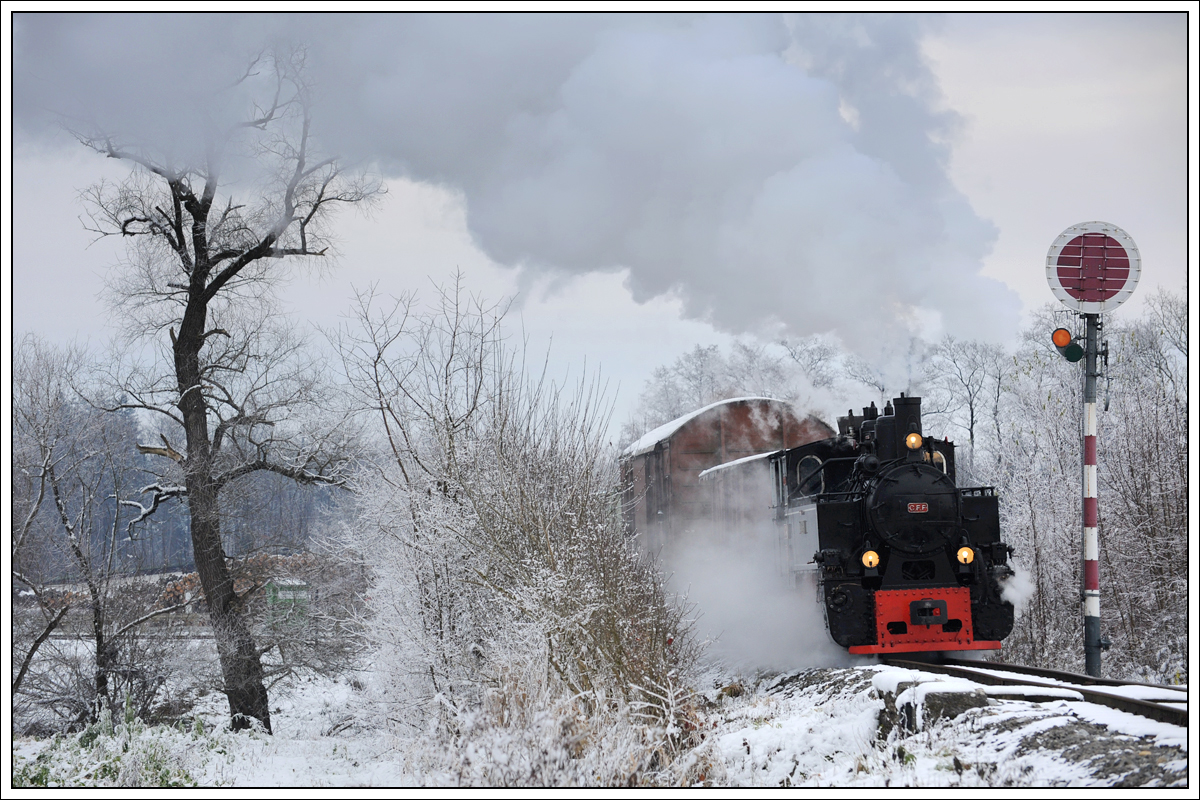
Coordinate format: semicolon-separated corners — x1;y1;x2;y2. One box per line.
119;483;187;535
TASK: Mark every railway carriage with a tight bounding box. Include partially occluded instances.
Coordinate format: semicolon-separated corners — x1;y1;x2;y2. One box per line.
620;397;833;555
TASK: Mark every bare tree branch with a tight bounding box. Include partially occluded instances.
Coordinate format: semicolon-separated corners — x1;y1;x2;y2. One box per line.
12;607;69;696
119;483;188;534
108;602;190;643
135;433;185;463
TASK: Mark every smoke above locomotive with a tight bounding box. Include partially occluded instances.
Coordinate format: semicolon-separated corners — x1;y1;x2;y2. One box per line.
622;394;1014;665
14;15;1021;353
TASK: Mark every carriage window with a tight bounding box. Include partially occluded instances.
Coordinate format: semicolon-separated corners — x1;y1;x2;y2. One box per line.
932;451;947;474
797;455;824;496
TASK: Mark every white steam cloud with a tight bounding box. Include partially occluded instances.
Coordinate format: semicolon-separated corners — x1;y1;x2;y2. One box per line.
668;537;855;671
14;12;1020;351
1000;562;1035;619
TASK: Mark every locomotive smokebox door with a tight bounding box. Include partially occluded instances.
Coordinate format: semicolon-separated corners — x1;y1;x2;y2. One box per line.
910;598;949;627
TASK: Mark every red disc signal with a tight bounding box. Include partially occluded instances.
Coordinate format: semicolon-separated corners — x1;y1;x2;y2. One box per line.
1046;222;1140;313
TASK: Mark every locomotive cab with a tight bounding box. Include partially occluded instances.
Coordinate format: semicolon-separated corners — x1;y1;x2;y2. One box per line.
771;394;1014;655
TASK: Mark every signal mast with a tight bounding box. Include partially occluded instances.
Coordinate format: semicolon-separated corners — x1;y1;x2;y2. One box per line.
1045;221;1141;678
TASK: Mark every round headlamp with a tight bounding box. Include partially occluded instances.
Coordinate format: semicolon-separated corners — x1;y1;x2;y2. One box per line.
905;432;923;450
862;550;880;568
956;546;975;565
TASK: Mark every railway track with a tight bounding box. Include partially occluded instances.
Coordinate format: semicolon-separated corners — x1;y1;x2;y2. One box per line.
881;656;1187;728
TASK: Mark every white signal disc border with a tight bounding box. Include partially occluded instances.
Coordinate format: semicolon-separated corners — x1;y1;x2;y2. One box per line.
1045;221;1140;314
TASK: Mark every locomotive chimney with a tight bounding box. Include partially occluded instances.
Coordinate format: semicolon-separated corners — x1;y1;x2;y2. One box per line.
893;395;922;437
873;396;923;461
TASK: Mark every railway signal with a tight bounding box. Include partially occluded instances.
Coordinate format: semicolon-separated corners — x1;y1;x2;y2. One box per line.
1045;221;1141;678
1051;328;1084;362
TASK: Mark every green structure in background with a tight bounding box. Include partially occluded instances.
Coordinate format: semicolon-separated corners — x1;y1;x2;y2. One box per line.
265;579;310;623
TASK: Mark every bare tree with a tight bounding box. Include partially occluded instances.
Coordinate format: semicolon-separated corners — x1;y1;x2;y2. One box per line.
12;336;190;731
961;296;1188;683
780;334;840;389
1091;290;1187;682
77;50;379;731
842;353;891;403
621;341;805;445
923;336;1007;482
11;338;86;704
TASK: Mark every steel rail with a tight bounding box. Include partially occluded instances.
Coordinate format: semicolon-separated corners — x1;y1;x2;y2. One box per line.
881;657;1187;728
939;657;1187;694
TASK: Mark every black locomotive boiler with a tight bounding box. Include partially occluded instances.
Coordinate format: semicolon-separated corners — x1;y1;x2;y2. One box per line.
701;394;1014;655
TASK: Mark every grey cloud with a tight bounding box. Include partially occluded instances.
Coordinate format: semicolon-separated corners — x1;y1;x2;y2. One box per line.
14;12;1020;351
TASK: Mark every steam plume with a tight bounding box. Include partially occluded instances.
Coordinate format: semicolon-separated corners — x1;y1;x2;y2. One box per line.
14;13;1020;351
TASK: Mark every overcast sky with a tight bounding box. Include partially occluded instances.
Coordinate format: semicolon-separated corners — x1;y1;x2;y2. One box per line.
6;12;1192;425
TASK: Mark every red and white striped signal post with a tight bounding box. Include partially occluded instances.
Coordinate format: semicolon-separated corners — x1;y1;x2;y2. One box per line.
1046;221;1141;677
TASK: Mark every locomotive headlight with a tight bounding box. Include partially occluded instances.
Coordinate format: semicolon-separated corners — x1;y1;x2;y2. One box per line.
905;432;923;450
957;546;975;565
861;550;880;568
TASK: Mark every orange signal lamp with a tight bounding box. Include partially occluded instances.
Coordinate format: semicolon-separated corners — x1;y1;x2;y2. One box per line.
905;432;923;450
862;550;880;568
956;547;975;565
1052;328;1084;362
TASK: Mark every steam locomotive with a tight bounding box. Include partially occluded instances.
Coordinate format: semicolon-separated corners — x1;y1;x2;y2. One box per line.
699;394;1014;655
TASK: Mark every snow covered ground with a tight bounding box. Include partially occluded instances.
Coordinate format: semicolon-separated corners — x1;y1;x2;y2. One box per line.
715;666;1188;787
11;663;1191;788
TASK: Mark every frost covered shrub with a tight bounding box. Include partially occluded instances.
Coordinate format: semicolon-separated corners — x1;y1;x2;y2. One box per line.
402;682;721;787
11;699;237;787
344;376;697;722
335;281;701;781
459;385;699;705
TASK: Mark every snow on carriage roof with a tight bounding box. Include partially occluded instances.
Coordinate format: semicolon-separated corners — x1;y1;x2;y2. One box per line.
697;449;781;480
621;396;786;458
